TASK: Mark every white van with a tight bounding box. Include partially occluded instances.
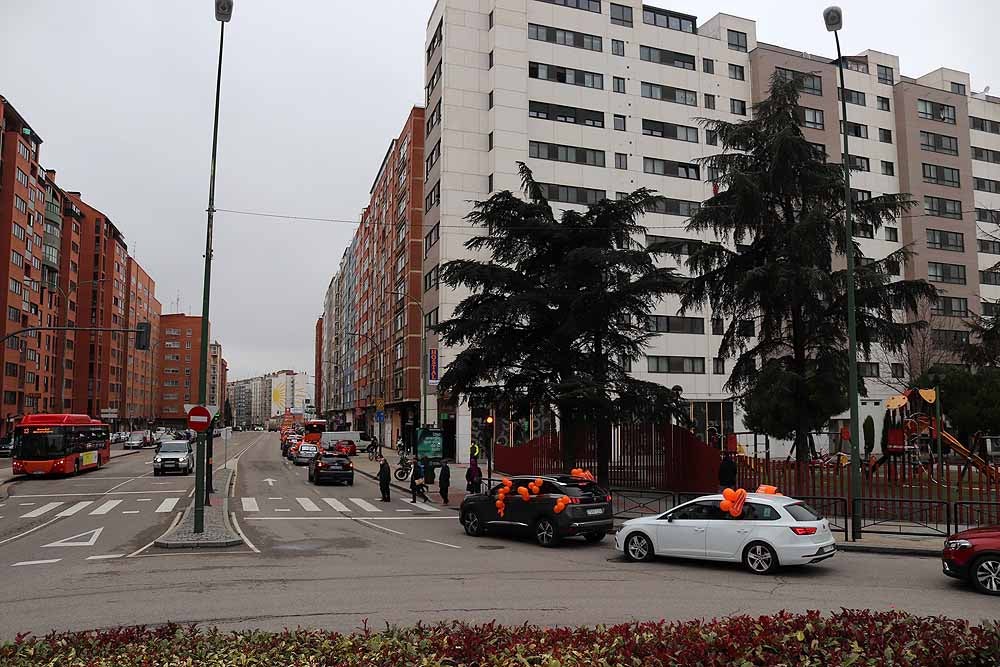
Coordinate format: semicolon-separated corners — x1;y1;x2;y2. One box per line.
319;431;373;451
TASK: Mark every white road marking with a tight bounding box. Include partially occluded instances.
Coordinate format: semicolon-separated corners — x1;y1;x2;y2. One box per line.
122;510;140;514
136;498;152;502
322;498;351;512
56;501;94;517
18;502;36;506
86;554;124;560
241;497;259;512
296;497;321;512
349;498;381;512
14;490;183;498
229;513;260;554
405;500;441;512
356;519;405;535
21;502;64;518
0;517;61;545
425;539;461;549
396;509;414;512
275;508;291;512
90;500;123;515
246;516;455;521
267;497;282;500
155;498;180;513
12;559;61;567
42;527;103;548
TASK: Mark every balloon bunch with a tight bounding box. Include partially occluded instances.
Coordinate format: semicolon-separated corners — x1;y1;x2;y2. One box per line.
755;485;782;496
569;468;595;481
495;477;513;517
719;487;747;517
553;494;571;513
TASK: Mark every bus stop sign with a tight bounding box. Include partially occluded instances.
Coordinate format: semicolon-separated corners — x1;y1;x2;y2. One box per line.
187;405;213;433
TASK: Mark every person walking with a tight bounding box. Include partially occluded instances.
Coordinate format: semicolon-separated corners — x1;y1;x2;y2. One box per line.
377;456;392;502
438;459;451;505
718;451;737;492
410;456;428;503
466;458;483;494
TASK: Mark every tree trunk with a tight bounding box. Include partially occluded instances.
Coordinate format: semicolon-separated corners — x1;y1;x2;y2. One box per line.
596;417;612;488
559;407;577;472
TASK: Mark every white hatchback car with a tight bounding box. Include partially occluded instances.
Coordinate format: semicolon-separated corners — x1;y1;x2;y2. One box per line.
614;493;836;574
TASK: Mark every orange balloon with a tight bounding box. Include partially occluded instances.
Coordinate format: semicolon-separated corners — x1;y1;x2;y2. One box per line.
756;485;778;495
553;503;565;514
517;486;530;499
719;499;733;512
534;478;543;487
722;488;738;502
561;495;570;504
502;478;512;487
495;500;503;509
731;489;748;517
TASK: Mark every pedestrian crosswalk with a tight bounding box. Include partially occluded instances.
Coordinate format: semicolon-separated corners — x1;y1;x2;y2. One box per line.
238;496;442;515
11;497;184;520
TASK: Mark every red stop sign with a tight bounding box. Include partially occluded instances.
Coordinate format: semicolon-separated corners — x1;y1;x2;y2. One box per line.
188;405;212;432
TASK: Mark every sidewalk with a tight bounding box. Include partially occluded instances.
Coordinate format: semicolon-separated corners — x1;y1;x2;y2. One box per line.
836;533;943;557
352;449;492;509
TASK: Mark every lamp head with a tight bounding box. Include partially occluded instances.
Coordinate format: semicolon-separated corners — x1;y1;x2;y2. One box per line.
215;0;233;22
823;6;843;32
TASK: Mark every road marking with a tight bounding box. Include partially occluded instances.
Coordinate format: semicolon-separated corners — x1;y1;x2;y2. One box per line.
56;501;94;517
322;498;351;512
425;539;461;549
275;508;291;512
268;497;282;500
21;502;64;518
122;510;140;514
396;509;414;512
136;498;152;502
155;498;180;513
0;517;62;545
349;498;381;512
89;500;123;515
12;559;61;567
86;554;124;561
42;527;103;548
296;498;321;512
405;500;441;512
14;490;184;498
246;516;455;521
241;497;259;512
229;513;260;554
356;518;405;535
18;502;36;506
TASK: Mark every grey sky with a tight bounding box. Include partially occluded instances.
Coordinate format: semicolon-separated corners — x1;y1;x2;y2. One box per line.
1;1;996;380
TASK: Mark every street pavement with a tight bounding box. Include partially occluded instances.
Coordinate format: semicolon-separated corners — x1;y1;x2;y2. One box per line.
0;431;995;638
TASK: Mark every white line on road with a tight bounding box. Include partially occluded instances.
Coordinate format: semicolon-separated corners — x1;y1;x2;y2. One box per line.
396;509;413;512
296;498;321;512
85;554;124;560
245;516;455;521
89;500;123;515
275;508;291;512
349;498;381;512
18;502;36;506
136;498;152;502
56;501;94;517
241;497;259;512
11;559;61;567
356;519;405;535
322;498;351;512
424;539;461;549
229;513;260;554
21;502;64;518
122;510;140;514
155;498;180;513
0;517;62;545
13;490;184;498
267;497;282;500
405;500;441;512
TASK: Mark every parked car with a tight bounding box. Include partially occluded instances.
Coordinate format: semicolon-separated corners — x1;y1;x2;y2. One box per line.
942;526;1000;595
293;443;319;465
308;452;354;485
125;431;152;449
460;474;613;547
327;439;357;457
152;440;194;476
285;437;303;460
0;435;12;458
319;431;369;455
614;494;836;574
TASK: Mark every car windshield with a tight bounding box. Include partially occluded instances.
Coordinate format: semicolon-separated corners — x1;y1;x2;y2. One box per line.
128;433;145;441
785;502;822;521
554;480;605;497
159;443;189;453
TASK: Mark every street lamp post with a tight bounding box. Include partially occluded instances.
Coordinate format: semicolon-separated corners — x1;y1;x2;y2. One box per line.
824;6;862;540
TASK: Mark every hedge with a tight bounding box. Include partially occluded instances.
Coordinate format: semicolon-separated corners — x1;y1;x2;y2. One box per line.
1;610;998;666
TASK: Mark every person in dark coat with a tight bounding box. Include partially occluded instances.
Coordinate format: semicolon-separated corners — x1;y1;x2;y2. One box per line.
466;459;483;494
718;452;737;491
410;456;428;503
438;459;451;505
377;456;392;502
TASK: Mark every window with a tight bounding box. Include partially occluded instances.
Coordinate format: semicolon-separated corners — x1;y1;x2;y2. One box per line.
425;60;442;102
881;161;895;176
423;308;439;329
926;228;964;252
877;64;894;85
706;130;718;146
703;58;714;74
838;88;866;106
877;96;891;111
488;50;493;69
971;116;1000;135
641;81;697;106
932;296;969;317
640;45;695;70
982;270;1000;286
642;6;696;33
920;131;959;156
927;261;966;284
704;94;715;110
932;329;970;346
15;168;29;188
425;140;441;174
975;177;1000;194
613;114;626;131
713;358;725;374
528;101;604;127
951;82;966;95
889;363;905;379
535;0;601;13
648;355;705;374
728;63;745;81
528;24;603;52
610;3;633;27
802;108;824;129
10;251;23;268
17;142;31;161
646;315;704;334
774;67;822;96
730;99;747;116
488;91;493;109
529;62;603;89
488;10;493;28
423;265;439;291
854;224;874;239
646;235;701;253
424;223;439;254
641;119;698;143
537;182;605;205
858;362;879;378
841;121;868;138
487;132;493;152
727;29;747;52
848;155;870;172
427;19;443;63
925;196;962;219
613;76;625;93
978;208;1000;224
426;100;442;135
529;140;606;167
487;173;493;193
885;226;898;242
643;157;699;180
645;198;700;217
918;99;956;124
711;318;724;335
612;39;624;56
7;306;18;323
615;153;627;170
878;128;892;143
923;163;960;188
424;181;440;212
979;238;1000;255
14;196;27;215
972;146;1000;164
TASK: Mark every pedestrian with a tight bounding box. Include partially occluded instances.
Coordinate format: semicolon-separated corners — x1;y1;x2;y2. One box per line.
466;458;483;494
410;456;428;503
395;434;405;455
422;456;436;485
718;451;737;491
377;456;392;502
438;459;451;505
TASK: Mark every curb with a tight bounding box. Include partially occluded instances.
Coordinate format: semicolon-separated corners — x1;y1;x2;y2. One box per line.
153;498;244;549
835;542;939;558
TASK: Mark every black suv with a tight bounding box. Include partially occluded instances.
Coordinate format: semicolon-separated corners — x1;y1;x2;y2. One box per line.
460;474;613;547
308;452;354;485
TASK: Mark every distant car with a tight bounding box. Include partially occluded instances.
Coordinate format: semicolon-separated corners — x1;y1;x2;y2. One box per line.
125;431;152;449
943;526;1000;595
293;443;318;465
308;452;354;485
328;439;357;457
153;440;194;476
0;435;12;458
614;494;836;574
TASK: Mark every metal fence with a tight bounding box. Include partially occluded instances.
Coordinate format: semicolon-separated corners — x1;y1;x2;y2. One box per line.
852;497;951;538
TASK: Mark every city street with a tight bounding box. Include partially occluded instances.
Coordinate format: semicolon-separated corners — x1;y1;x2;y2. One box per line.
0;431;993;639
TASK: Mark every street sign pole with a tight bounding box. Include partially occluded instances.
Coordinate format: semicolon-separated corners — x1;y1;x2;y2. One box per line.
187;405;213;533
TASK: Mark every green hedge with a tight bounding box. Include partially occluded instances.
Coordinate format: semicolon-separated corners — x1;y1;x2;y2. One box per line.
2;610;998;666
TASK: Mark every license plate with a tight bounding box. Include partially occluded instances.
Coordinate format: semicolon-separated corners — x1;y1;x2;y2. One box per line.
586;508;604;516
822;545;835;553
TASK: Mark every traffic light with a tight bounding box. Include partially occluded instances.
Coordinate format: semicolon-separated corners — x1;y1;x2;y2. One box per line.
215;0;233;22
135;322;151;350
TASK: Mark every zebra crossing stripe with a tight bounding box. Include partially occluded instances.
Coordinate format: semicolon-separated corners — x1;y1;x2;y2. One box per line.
406;500;441;512
89;500;122;515
241;497;259;512
322;498;351;512
155;498;180;513
349;498;381;512
20;502;63;518
296;498;321;512
56;501;94;517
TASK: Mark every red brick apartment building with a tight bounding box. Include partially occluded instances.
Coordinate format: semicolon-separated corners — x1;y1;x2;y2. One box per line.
157;313;205;422
124;258;161;427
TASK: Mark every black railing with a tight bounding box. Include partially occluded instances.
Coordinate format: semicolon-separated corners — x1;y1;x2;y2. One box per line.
611;488;674;519
953;501;1000;533
852;497;951;538
798;495;849;539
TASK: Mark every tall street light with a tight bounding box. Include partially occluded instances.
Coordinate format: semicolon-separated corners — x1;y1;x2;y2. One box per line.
194;0;233;534
824;6;862;540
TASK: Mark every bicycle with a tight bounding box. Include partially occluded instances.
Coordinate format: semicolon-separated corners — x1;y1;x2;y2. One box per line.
367;442;379;461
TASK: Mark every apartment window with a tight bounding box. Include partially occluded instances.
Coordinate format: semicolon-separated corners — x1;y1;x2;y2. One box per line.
924;196;962;220
877;96;891;111
424;181;441;212
3;392;16;405
426;100;441;135
978;208;1000;224
918;99;956;124
645;198;700;217
713;358;726;374
641;81;697;106
424;223;439;254
488;50;493;69
711;318;724;335
423;265;440;292
730;99;747;116
640;45;695;70
951;82;966;95
971;116;1000;135
838;88;866;106
985;301;999;317
613;114;626;131
14;196;27;215
926;228;964;252
536;0;602;12
615;153;628;169
610;3;633;27
802;108;824;129
425;140;441;175
641;119;698;143
488;173;493;193
703;58;714;74
423;308;439;329
848;155;870;172
877;64;894;85
9;279;21;296
529;140;606;167
611;39;624;56
775;67;822;96
528;101;604;127
528;24;603;52
704;94;716;110
975;176;1000;194
981;270;1000;286
488;91;494;109
706;130;718;146
645;235;701;253
537;182;606;205
10;251;23;268
932;296;969;317
858;362;880;378
642;6;696;33
932;329;970;346
841;121;868;139
878;128;892;143
643;157;699;180
7;306;18;323
918;130;959;156
15;168;29;188
927;261;966;284
646;315;704;334
727;29;747;52
728;63;745;81
923;163;961;187
889;363;905;379
881;161;895;176
648;355;705;374
487;132;493;151
854;223;874;239
425;61;442;102
613;76;626;94
488;10;493;28
979;238;1000;255
972;146;1000;164
529;62;603;89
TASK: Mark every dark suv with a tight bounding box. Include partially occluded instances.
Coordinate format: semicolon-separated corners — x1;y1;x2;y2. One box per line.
460;474;613;547
308;452;354;485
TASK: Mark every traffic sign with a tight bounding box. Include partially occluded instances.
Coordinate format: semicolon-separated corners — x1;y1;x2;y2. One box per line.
376;410;385;423
187;405;213;432
375;397;385;412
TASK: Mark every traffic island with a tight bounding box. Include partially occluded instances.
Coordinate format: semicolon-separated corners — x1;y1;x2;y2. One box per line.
153;469;242;549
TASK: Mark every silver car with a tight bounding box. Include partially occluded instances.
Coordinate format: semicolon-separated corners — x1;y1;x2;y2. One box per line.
153;440;194;476
293;443;319;466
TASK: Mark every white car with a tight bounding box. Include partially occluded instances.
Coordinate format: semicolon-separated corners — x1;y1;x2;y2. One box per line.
614;493;836;574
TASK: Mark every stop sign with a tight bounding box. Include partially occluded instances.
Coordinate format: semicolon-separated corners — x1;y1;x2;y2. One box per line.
187;405;213;433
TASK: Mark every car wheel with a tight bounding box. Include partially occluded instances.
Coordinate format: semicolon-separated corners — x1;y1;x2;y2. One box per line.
743;542;779;575
624;532;654;562
153;469;161;477
463;511;485;537
584;531;606;544
534;517;561;548
348;479;354;486
73;460;81;476
972;555;1000;595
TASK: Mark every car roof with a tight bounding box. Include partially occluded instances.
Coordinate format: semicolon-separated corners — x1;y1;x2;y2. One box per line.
159;440;190;446
679;493;800;506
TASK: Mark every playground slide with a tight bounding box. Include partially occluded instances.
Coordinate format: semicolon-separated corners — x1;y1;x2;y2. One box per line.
914;415;999;484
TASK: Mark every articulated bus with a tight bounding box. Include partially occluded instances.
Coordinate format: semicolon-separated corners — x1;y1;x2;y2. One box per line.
11;414;111;477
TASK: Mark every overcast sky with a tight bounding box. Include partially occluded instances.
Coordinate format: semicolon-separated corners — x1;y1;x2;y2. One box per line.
2;0;996;380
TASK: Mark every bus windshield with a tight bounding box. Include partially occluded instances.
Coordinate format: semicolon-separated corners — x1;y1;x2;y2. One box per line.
14;428;69;460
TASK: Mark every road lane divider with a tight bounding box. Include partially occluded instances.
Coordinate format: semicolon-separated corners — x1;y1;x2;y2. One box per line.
11;558;61;567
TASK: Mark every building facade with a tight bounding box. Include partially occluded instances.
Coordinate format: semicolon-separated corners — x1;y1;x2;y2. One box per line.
123;257;161;428
157;313;205;422
207;340;227;412
314;316;323;415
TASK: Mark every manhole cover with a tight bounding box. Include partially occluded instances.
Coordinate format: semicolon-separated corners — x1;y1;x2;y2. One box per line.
477;545;505;550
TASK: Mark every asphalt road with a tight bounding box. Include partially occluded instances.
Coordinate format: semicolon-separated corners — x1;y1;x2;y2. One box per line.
0;432;995;638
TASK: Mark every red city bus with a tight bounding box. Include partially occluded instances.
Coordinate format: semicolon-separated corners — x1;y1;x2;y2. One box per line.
302;419;327;446
11;414;111;477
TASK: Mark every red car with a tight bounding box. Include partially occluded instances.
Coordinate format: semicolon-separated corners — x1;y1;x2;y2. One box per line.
942;526;1000;595
329;439;357;457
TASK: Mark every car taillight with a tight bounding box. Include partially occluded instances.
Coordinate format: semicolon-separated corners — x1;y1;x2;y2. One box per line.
789;526;817;536
605;495;612;502
348;462;353;468
316;462;324;468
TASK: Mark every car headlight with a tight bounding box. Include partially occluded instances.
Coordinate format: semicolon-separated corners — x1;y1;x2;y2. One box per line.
154;456;162;463
944;538;972;550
